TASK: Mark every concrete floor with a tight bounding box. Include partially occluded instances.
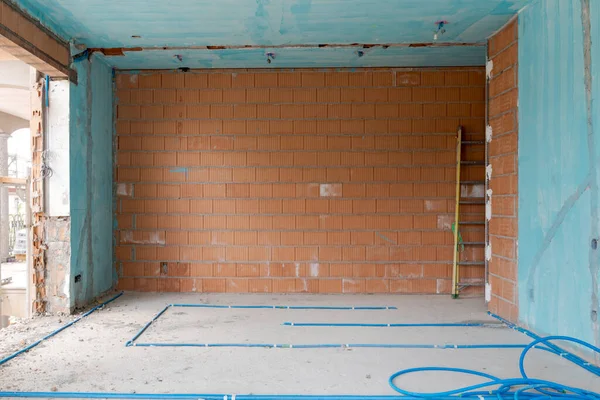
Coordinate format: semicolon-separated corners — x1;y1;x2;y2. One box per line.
0;292;599;396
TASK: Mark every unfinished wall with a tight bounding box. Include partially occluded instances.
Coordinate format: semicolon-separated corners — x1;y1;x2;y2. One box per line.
39;80;72;313
44;217;70;312
486;20;519;322
114;68;486;294
70;53;116;309
518;0;599;344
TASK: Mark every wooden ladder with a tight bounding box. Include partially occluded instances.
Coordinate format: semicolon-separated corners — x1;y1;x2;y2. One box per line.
451;126;486;298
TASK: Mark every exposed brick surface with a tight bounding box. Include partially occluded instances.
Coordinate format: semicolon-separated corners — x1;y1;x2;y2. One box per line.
487;22;519;322
115;68;485;293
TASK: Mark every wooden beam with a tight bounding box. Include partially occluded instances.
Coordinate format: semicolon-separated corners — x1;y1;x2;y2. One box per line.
0;176;27;185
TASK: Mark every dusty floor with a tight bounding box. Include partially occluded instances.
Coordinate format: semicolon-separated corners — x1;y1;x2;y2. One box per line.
0;292;599;396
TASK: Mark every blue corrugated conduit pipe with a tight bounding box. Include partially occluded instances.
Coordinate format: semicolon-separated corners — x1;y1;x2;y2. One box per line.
125;304;171;347
388;335;600;399
3;346;600;400
126;305;530;349
3;300;600;398
282;322;494;327
488;311;600;376
129;342;535;349
126;303;397;346
125;304;548;351
0;394;440;399
171;304;397;310
0;292;123;367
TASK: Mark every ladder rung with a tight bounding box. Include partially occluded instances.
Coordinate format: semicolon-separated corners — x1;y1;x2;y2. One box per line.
459;282;485;288
459;200;485;205
461;180;485;185
463;141;485;145
458;261;485;266
461;160;486;165
459;221;485;225
462;242;485;246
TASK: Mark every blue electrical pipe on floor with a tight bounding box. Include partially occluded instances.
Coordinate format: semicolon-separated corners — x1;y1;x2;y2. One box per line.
171;304;397;310
488;311;599;376
0;292;123;367
282;322;497;327
125;304;171;347
1;303;600;399
126;303;398;346
129;342;536;350
388;335;600;399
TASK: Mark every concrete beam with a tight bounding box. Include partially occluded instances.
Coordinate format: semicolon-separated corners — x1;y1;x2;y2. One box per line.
0;1;74;81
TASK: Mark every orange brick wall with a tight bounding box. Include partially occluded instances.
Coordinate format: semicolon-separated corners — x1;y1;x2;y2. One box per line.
114;67;486;294
487;20;519;320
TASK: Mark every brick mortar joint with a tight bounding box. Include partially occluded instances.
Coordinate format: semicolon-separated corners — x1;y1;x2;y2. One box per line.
488;39;519;60
488;87;519;103
488;109;518;122
488;171;518;178
490;293;517;305
489;64;517;82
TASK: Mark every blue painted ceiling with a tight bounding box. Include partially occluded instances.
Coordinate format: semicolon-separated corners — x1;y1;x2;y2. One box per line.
11;0;532;68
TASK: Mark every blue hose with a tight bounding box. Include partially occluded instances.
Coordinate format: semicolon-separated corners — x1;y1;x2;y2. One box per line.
171;304;397;310
0;394;439;399
488;312;599;376
126;303;397;346
283;322;492;327
388;336;600;399
125;304;171;347
4;298;598;399
0;292;123;367
130;342;535;350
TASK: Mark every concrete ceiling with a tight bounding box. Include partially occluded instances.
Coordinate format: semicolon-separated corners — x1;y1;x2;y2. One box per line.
11;0;532;68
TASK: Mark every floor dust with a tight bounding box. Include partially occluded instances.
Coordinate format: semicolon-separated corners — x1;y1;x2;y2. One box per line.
0;292;598;396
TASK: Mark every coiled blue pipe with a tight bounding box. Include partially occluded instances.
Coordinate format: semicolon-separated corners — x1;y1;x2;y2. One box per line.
388;336;600;399
488;312;599;377
2;333;599;398
4;299;599;399
0;292;123;367
0;394;428;399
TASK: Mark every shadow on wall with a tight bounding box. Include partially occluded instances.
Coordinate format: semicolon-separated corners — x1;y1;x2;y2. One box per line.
69;54;117;310
518;0;600;346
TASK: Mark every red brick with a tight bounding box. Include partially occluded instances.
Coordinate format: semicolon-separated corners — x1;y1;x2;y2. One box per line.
396;72;421;86
390;279;437;293
488;20;517;57
343;278;366;293
116;68;489;294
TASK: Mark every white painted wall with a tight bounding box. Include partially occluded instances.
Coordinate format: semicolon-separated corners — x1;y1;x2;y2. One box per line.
45;80;70;216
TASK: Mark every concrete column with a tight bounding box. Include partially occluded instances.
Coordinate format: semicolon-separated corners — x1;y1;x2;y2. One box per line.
0;130;9;262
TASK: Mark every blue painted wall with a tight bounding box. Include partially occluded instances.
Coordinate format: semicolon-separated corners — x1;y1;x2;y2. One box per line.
518;0;599;344
11;0;531;68
69;53;116;308
98;46;486;70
